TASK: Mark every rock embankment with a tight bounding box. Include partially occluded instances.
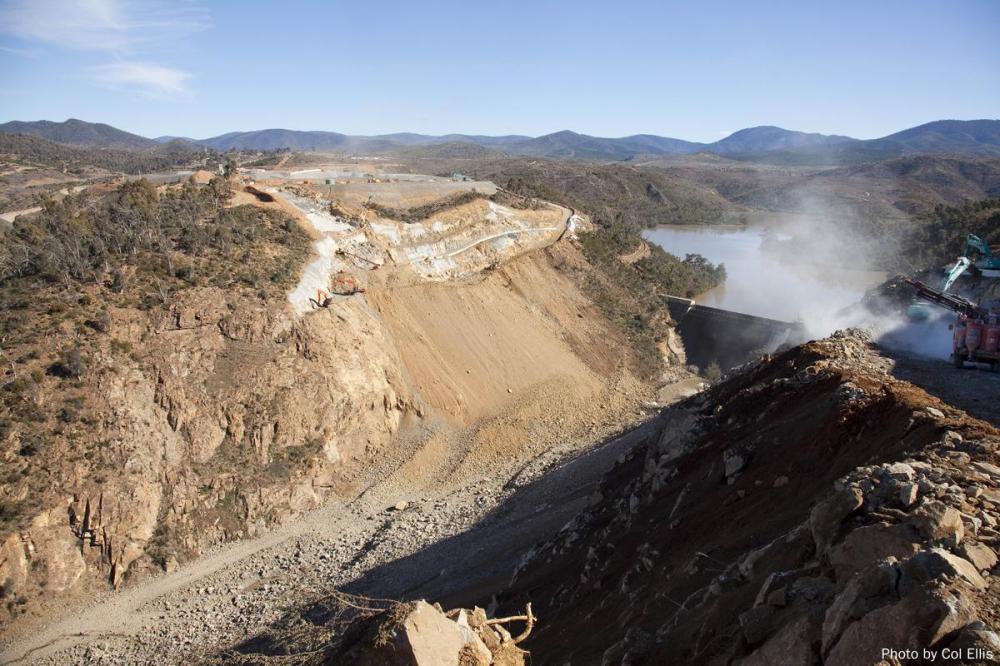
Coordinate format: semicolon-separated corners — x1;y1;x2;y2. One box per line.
499;329;1000;664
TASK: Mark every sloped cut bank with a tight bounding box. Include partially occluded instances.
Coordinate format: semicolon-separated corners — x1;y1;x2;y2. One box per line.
500;330;1000;664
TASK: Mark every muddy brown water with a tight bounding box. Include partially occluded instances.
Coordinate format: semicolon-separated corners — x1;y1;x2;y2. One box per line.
643;224;886;323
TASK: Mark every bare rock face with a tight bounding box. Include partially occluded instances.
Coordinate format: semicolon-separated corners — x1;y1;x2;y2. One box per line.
0;508;86;598
1;293;415;624
3;239;634;633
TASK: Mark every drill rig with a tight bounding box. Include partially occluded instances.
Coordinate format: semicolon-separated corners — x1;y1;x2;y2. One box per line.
905;278;999;370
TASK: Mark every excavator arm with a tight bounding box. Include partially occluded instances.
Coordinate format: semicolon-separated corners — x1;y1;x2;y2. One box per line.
941;256;971;292
904;278;985;319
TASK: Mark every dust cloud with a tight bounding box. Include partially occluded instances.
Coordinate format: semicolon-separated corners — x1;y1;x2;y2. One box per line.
768;201;954;361
645;198;956;362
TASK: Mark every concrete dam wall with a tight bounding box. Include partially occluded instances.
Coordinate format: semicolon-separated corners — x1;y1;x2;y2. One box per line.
665;296;807;371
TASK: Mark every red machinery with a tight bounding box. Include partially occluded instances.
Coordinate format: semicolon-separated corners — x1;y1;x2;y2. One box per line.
905;279;999;370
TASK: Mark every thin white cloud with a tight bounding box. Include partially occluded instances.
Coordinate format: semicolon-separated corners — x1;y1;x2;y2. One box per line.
0;44;38;57
90;61;192;97
0;0;207;96
0;0;207;51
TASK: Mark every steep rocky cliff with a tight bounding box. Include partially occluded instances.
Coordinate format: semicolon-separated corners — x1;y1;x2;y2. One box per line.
0;272;418;625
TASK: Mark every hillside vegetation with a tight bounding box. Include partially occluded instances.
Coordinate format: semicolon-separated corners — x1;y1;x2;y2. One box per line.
0;179;311;539
0;119;156;150
576;225;725;372
894;197;1000;272
410;151;1000;276
470;159;731;227
0;132;209;175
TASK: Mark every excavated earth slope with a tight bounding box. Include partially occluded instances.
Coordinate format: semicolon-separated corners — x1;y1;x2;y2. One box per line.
496;329;1000;664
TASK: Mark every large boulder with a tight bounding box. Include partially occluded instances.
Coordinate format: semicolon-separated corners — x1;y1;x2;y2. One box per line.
825;584;976;666
827;523;920;580
958;542;998;573
737;613;821;666
908;500;964;544
900;548;987;591
822;561;900;655
809;484;864;555
340;601;493;666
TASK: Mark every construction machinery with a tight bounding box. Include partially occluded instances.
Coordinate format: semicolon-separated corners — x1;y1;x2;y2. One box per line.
939;235;1000;291
905;278;999;370
961;234;1000;272
906;234;999;321
308;273;367;309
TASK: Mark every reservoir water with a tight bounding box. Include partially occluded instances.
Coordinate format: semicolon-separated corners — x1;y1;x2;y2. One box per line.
643;225;887;325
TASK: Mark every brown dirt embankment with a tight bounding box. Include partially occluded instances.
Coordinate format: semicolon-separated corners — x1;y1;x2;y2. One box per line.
367;244;625;426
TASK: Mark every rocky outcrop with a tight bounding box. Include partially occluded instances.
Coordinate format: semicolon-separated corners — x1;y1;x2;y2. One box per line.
499;330;1000;664
0;288;416;626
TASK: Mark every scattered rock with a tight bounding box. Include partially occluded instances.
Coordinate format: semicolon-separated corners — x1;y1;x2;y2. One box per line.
908;500;964;544
957;542;998;572
972;461;1000;480
949;621;1000;658
886;462;915;482
901;548;987;590
825;584;975;666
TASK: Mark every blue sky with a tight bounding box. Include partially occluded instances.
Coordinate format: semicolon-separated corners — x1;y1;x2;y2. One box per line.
0;0;997;142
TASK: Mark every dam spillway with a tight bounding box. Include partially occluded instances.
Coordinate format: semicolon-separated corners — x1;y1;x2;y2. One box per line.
665;295;807;371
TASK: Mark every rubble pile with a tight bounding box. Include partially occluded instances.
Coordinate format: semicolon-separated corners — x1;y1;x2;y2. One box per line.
277;600;532;666
499;330;1000;664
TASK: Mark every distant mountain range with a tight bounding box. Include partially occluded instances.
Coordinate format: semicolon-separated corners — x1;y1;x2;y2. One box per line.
2;118;999;164
0;119;157;150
